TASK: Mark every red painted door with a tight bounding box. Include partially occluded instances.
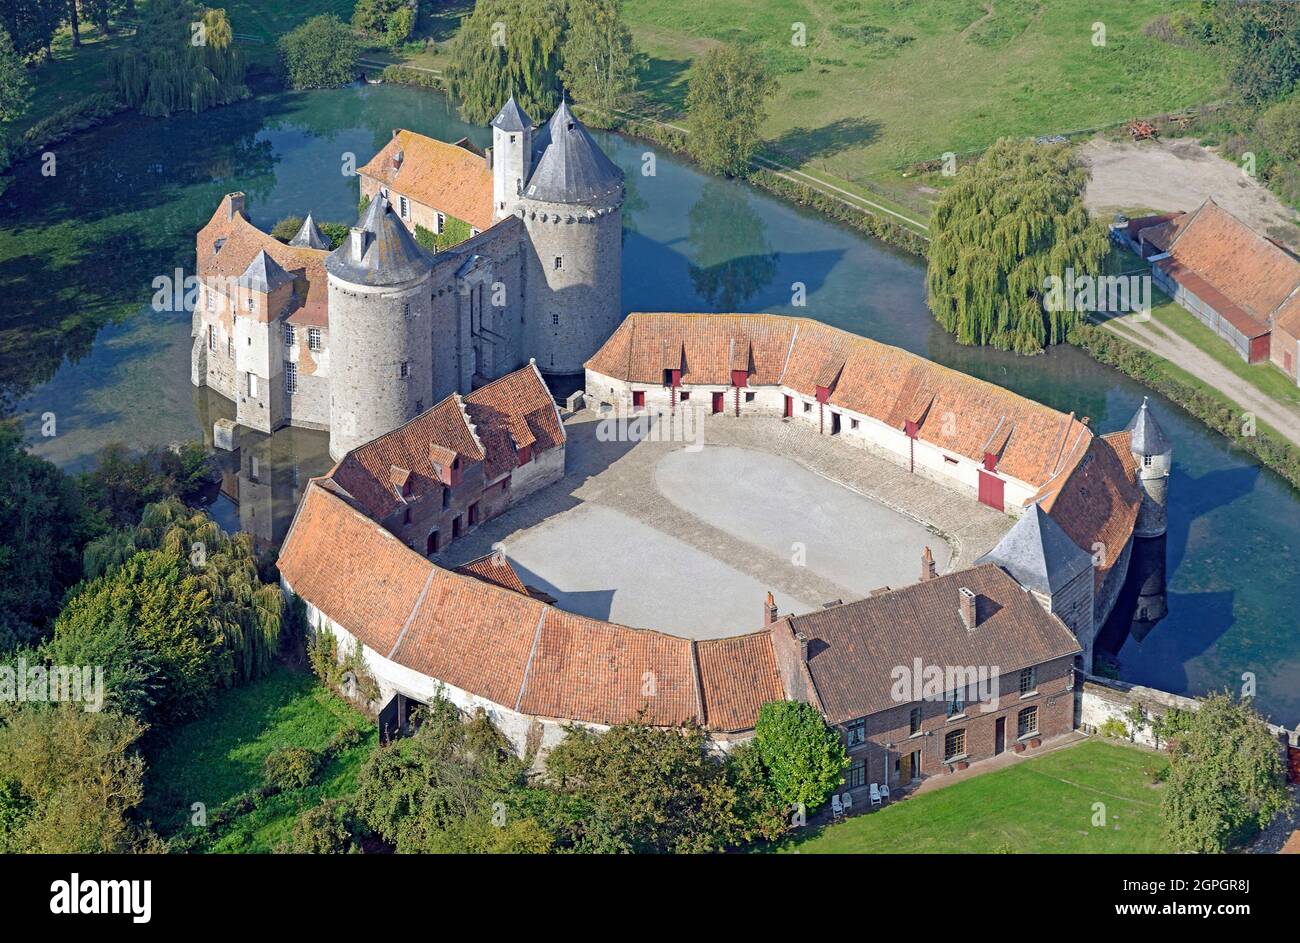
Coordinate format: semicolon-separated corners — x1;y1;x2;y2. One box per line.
783;395;793;418
978;470;1004;510
711;391;724;414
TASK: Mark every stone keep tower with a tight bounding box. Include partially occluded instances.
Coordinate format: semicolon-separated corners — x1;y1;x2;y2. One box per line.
491;96;533;222
1126;396;1172;538
503;98;624;376
325;194;434;461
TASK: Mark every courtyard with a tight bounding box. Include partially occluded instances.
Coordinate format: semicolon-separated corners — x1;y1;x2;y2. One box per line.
443;411;1011;639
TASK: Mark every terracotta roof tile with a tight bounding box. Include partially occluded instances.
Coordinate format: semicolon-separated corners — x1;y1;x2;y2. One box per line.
588;313;1092;492
360;130;494;232
517;609;701;726
697;632;784;732
463;363;565;480
454;552;530;596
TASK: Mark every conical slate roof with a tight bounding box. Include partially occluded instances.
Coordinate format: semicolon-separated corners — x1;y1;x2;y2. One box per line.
1126;396;1171;456
289;212;329;250
491;95;534;132
976;503;1092;596
237;249;294;292
324;193;431;287
524;99;623;204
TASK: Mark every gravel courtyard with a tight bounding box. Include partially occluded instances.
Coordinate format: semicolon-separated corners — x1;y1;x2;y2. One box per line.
442;412;1009;640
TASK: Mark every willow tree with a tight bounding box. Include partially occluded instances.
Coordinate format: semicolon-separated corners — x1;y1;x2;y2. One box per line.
108;0;248;117
445;0;566;123
925;138;1110;354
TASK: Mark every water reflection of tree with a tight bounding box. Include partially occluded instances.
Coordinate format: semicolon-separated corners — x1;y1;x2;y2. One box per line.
686;182;777;311
0;105;279;414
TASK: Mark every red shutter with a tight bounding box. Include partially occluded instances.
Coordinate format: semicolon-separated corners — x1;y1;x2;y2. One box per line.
978;471;1004;510
632;389;645;408
517;444;533;465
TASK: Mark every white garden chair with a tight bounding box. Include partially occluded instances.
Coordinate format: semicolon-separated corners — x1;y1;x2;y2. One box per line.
831;795;844;819
880;782;891;802
869;783;882;807
842;791;854;813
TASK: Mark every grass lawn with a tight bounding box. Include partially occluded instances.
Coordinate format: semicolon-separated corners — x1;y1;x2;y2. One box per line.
141;664;376;853
1148;296;1300;412
622;0;1224;217
7;27;131;140
777;739;1168;853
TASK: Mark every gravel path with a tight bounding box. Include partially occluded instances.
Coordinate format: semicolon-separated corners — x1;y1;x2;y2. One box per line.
1079;138;1300;252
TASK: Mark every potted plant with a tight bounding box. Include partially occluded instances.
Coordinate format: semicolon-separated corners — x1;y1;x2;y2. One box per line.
1028;737;1041;748
1012;742;1025;754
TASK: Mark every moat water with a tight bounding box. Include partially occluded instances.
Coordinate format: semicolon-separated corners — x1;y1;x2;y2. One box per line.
1;85;1297;726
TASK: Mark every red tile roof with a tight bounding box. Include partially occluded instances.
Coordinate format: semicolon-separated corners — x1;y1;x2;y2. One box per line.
197;194;330;327
697;632;785;733
325;363;565;519
360;130;494;232
587;313;1093;493
277;482;774;732
1150;198;1300;333
454;552;530;596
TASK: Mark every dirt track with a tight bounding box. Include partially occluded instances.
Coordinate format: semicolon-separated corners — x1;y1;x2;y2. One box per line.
1079;138;1300;252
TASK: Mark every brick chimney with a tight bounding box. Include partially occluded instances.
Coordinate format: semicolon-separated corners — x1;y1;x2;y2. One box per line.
921;545;937;581
763;591;778;627
228;192;245;220
392;148;404;172
795;631;810;663
958;587;978;630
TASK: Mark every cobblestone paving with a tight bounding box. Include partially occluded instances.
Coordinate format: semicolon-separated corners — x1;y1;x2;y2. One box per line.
442;410;1014;637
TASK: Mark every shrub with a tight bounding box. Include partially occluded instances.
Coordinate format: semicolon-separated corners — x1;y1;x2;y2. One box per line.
1257;97;1300;161
1099;717;1129;739
270;216;304;242
262;746;323;791
282;799;356;853
380;65;443;89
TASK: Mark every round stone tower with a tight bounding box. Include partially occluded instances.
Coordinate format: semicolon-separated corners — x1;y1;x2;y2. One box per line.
325;194;434;461
516;99;624;376
1126;396;1172;538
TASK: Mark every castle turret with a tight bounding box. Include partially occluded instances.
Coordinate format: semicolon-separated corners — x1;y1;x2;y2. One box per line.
325;194;434;461
491;96;533;222
516;99;624;375
1126;397;1171;538
288;212;329;249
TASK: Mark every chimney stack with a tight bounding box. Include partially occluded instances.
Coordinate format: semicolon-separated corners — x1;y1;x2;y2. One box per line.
763;591;778;627
228;192;245;221
796;631;809;663
958;587;978;630
349;227;368;262
921;546;937;582
392;148;404;172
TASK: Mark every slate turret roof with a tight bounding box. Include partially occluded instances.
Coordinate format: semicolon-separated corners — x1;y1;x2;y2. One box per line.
524;99;623;204
324;193;431;287
491;95;534;132
976;503;1093;596
288;212;330;250
237;249;295;293
1126;396;1171;457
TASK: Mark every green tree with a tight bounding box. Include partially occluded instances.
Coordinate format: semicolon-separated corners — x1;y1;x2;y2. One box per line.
444;0;566;123
81;0;126;37
0;703;150;853
0;26;29;123
107;0;248;116
0;423;87;651
1257;96;1300;161
1161;693;1291;853
351;696;544;852
559;0;640;116
753;700;848;812
0;0;63;61
353;0;415;50
75;440;210;530
543;719;742;853
1209;0;1300;104
277;14;359;89
684;43;775;177
43;549;223;727
926;138;1110;353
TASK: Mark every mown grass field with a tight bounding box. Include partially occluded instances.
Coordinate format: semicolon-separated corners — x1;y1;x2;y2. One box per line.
623;0;1225;215
777;739;1169;854
141;665;376;853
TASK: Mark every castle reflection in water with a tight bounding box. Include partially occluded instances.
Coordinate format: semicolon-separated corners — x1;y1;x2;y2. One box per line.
1095;534;1169;664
